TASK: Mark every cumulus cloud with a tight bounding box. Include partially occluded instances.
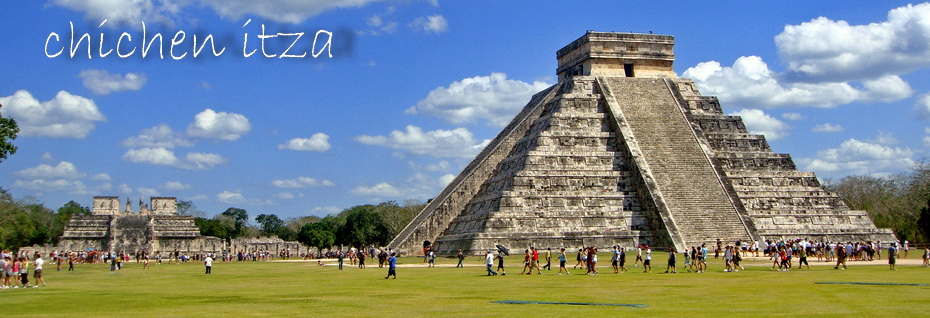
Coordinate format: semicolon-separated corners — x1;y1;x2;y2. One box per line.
355;125;490;158
776;3;930;82
52;0;180;26
137;187;160;196
14;179;88;194
683;57;912;109
351;182;402;198
811;123;844;133
79;69;147;95
200;0;381;23
122;124;194;148
17;161;85;179
92;173;112;181
217;190;244;204
439;173;455;186
0;90;105;138
405;73;552;126
271;176;335;188
121;147;226;170
365;14;398;35
162;181;190;190
410;14;448;33
119;183;132;194
781;112;804;121
799;138;915;177
186;109;251;141
728;109;791;141
278;133;331;152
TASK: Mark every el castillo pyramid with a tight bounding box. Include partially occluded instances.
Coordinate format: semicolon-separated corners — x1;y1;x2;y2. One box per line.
388;31;895;255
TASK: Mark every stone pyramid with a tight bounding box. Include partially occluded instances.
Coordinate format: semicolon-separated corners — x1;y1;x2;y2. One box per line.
388;32;895;255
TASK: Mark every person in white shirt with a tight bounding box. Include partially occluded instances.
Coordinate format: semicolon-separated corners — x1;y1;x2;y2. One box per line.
204;255;213;274
34;254;46;287
485;251;497;276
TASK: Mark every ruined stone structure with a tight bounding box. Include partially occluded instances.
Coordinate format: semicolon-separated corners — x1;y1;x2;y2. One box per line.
57;196;223;253
389;31;895;255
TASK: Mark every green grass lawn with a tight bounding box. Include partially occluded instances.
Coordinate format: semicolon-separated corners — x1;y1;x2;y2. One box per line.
1;256;927;317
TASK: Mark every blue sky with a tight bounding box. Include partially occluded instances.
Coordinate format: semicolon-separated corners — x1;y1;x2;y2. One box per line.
1;1;928;219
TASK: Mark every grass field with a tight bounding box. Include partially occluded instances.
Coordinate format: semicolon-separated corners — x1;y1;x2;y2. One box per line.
1;256;927;317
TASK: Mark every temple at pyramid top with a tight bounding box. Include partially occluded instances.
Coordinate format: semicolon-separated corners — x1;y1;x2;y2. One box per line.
389;31;895;255
556;31;676;80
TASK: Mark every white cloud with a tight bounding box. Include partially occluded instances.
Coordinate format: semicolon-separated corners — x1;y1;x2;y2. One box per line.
873;131;898;145
917;93;930;118
121;147;226;170
799;138;915;177
137;187;160;196
356;125;490;158
811;123;844;133
728;109;791;140
411;14;448;33
184;152;227;170
186;109;251;141
405;73;552;126
0;90;105;138
351;182;402;198
271;176;334;188
79;69;147;95
683;57;912;109
52;0;180;26
439;173;455;186
311;206;341;214
200;0;381;23
424;160;451;172
41;152;54;161
776;3;930;82
14;179;88;194
365;14;398;35
217;190;244;204
781;112;804;121
122;124;194;148
92;173;112;181
274;192;296;200
122;147;179;166
278;133;331;152
17;161;85;179
118;183;132;194
162;181;190;190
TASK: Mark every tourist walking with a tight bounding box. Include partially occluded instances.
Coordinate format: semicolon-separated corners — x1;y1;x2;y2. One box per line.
922;247;929;267
888;244;897;271
643;246;652;273
531;247;541;274
558;248;570;275
634;245;643;267
665;248;676;273
496;250;506;276
485;250;497;276
0;255;8;288
33;254;46;287
835;243;848;270
385;252;397;279
17;257;29;288
618;247;627;273
611;246;620;274
456;249;465;268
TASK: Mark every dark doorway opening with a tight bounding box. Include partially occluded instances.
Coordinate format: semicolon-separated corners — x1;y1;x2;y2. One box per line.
624;64;635;77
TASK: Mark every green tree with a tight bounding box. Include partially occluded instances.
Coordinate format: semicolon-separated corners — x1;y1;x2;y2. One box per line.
255;213;285;237
176;200;205;218
49;201;91;245
221;207;249;238
0;103;18;163
297;222;335;251
194;217;231;240
918;197;930;241
337;205;391;248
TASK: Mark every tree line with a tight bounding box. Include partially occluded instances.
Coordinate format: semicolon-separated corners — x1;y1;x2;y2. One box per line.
191;200;424;252
824;160;930;243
